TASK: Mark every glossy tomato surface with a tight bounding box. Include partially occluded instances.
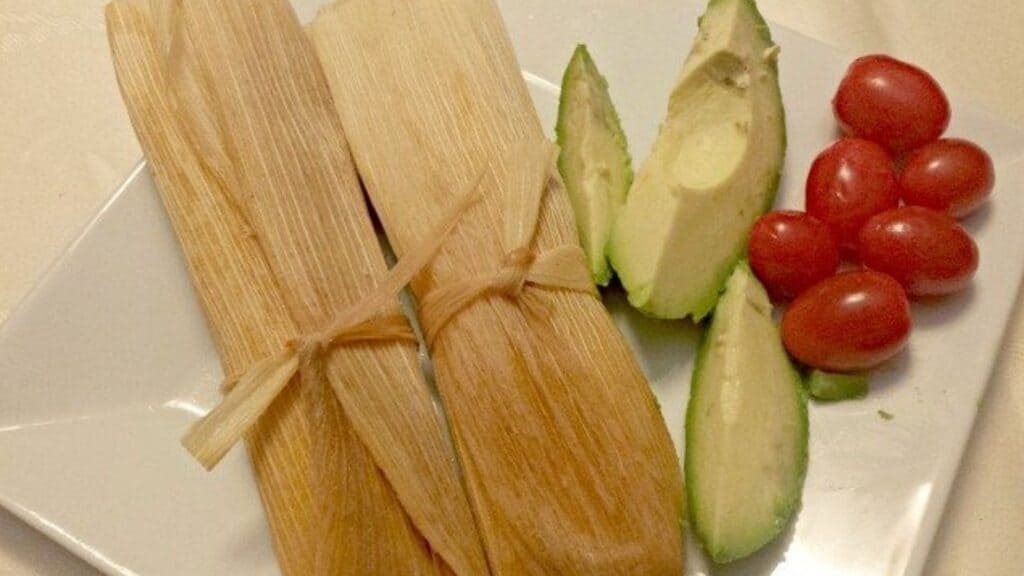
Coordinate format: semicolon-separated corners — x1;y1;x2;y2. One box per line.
899;138;995;218
859;206;979;296
833;54;950;154
748;211;840;300
781;270;911;371
806;138;900;249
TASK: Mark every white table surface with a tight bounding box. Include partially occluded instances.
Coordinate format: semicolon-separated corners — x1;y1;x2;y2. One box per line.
1;1;1022;574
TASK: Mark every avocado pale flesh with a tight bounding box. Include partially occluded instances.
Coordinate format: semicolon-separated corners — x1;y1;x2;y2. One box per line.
556;45;632;285
686;262;808;563
609;0;785;319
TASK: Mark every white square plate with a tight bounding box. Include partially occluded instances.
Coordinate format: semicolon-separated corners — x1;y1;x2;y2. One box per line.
2;1;1023;574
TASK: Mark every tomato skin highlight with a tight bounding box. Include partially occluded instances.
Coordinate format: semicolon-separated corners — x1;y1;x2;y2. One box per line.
833;54;950;154
806;138;900;250
781;270;911;372
748;211;840;300
858;206;979;296
899;138;995;218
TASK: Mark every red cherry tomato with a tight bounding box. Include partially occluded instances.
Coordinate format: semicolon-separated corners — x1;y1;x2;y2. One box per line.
748;211;840;300
858;206;979;296
833;54;950;154
899;138;995;218
806;138;900;250
781;270;911;371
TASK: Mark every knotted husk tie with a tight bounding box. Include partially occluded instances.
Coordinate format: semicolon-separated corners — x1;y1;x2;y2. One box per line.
181;134;594;470
181;179;482;470
419;136;597;347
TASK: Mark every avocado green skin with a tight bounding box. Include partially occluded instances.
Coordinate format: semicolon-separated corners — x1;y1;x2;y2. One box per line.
555;44;633;286
806;369;870;402
685;261;809;564
608;0;786;321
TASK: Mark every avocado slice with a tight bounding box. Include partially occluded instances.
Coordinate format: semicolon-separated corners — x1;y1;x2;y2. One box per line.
556;45;632;285
609;0;785;319
685;262;807;563
807;370;869;402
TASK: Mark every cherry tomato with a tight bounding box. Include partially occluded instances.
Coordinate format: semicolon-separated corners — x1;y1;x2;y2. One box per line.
899;138;995;218
748;211;840;300
858;206;978;296
781;270;911;371
833;54;950;154
805;138;900;250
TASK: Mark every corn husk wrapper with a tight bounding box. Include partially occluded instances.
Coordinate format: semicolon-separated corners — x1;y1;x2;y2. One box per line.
312;1;686;574
106;1;487;574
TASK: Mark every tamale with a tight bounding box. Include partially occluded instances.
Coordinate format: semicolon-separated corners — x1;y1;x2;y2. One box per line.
168;0;489;570
312;1;686;574
107;1;487;575
107;5;315;571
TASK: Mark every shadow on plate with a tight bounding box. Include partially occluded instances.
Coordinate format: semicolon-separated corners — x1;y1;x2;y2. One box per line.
958;200;992;232
910;284;977;330
865;340;914;397
602;284;703;383
225;509;277;573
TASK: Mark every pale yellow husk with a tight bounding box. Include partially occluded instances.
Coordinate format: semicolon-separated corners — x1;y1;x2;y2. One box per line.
106;1;487;574
416;137;597;347
312;1;686;574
